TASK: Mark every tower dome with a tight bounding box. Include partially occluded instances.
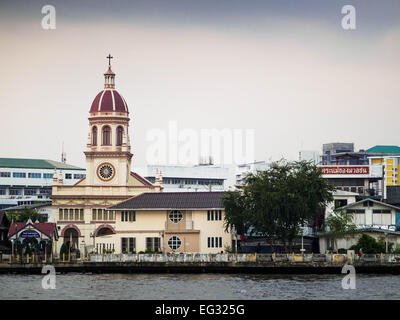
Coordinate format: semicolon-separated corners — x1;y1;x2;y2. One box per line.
89;55;129;114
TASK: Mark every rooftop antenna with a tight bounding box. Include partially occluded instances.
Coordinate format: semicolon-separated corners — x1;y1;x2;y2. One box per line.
61;142;66;163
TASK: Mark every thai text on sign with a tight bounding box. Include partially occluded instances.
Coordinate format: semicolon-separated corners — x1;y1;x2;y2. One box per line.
320;166;369;175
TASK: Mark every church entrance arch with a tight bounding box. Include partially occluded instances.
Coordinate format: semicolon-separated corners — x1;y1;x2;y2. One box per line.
63;227;79;250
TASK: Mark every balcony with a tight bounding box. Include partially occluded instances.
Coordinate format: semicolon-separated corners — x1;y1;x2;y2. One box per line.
165;220;194;232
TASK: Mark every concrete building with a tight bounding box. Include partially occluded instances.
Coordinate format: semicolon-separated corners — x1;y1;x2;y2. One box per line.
0;158;85;209
321;143;355;165
324;189;359;217
320;143;400;167
235;161;268;186
319;164;384;197
144;164;229;192
369;155;400;199
99;191;231;254
299;151;320;164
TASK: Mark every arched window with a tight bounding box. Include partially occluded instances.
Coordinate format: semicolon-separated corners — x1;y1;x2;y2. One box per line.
116;126;123;146
102;126;111;145
92;126;97;146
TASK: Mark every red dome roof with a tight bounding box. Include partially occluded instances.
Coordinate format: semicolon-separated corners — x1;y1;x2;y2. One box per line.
90;89;128;113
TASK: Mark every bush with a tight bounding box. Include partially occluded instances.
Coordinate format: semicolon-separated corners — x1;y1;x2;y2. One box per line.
351;234;394;254
392;245;400;254
224;245;232;253
60;243;69;259
338;248;347;254
349;245;357;251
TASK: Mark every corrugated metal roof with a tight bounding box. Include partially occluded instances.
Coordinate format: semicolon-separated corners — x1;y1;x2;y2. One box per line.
366;145;400;154
0;158;84;170
338;198;400;211
2;202;52;212
109;191;225;210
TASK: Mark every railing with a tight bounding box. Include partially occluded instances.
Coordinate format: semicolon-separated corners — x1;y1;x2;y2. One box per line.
87;253;400;264
4;253;62;264
3;252;400;265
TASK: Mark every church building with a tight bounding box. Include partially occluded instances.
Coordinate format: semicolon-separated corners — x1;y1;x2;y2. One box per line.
51;57;162;255
51;57;231;255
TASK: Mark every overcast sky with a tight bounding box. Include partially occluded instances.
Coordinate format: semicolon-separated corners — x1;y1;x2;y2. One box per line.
0;1;399;185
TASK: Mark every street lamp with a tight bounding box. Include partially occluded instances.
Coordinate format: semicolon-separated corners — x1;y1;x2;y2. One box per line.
385;231;388;253
300;227;306;255
158;232;164;253
90;232;95;253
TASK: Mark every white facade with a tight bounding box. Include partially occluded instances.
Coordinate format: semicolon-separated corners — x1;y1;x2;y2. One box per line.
144;165;229;192
0;159;85;209
339;199;399;229
324;191;399;229
235;161;268;185
320;197;400;253
324;190;359;219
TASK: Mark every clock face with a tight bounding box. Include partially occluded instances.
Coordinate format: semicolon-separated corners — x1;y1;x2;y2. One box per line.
97;163;115;181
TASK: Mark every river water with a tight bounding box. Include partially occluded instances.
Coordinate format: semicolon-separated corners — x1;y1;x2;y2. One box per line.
1;273;399;300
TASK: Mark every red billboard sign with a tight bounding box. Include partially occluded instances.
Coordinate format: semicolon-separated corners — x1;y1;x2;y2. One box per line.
320;166;369;175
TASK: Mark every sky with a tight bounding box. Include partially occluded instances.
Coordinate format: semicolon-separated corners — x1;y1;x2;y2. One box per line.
0;0;399;185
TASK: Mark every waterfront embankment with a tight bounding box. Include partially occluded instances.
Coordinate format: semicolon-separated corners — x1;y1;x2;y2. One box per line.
1;253;400;274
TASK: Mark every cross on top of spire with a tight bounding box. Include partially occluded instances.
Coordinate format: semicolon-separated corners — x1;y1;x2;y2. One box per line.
104;54;115;88
107;54;113;66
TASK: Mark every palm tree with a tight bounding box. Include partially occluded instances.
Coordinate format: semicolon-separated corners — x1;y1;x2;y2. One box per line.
323;209;356;253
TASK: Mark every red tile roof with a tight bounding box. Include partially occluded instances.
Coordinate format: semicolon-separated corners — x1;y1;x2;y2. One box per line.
8;222;57;238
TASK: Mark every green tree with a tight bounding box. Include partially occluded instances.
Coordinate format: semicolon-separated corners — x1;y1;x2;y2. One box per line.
223;160;335;251
324;209;356;253
22;238;40;255
349;234;394;254
60;243;69;259
222;191;250;235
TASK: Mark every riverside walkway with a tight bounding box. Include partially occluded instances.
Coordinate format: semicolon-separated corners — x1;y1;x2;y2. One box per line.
1;253;400;274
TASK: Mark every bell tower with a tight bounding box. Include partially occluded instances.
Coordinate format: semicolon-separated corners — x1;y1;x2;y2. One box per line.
84;55;132;186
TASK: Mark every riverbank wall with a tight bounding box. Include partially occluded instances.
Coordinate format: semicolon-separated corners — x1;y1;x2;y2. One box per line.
1;253;400;274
